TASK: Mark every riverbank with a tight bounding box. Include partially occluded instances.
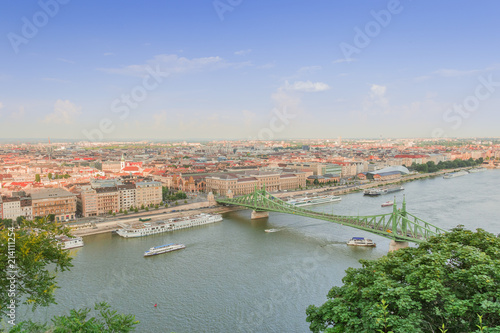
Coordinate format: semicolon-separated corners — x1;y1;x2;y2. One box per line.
70;167;468;238
71;205;239;237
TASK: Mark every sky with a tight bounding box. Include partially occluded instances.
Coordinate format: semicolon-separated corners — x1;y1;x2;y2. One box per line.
1;0;500;141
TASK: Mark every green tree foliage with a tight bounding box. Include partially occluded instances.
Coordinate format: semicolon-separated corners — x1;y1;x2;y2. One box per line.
410;158;482;173
34;174;41;183
0;218;73;317
47;173;52;180
9;302;139;332
306;227;500;333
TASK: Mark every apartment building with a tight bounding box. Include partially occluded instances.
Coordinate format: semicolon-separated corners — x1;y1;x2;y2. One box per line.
95;187;119;215
1;196;21;220
77;188;98;217
30;188;77;222
20;197;32;220
117;184;136;210
135;181;162;207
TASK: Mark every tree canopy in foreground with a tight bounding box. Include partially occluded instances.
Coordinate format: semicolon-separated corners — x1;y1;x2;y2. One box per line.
0;218;73;318
306;227;500;333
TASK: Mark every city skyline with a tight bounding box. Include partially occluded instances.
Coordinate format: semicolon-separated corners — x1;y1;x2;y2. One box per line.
1;1;500;140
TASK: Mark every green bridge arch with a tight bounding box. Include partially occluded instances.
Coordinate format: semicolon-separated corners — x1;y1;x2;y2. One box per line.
216;188;446;243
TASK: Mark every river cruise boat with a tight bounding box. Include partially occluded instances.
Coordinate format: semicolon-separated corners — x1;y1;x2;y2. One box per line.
364;185;404;196
381;201;394;207
56;235;84;250
116;213;223;238
286;195;341;207
468;167;486;173
347;237;376;247
443;170;469;179
144;243;185;257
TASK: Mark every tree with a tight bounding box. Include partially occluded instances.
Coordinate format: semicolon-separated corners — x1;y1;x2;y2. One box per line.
0;218;73;318
48;173;52;180
124;210;128;215
306;227;500;333
47;214;55;222
313;179;319;185
35;174;41;183
9;302;138;332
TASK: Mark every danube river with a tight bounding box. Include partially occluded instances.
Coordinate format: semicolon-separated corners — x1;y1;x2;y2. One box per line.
18;169;500;332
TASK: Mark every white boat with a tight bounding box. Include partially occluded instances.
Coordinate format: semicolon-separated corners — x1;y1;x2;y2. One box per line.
116;213;223;238
56;235;84;250
381;201;394;207
347;237;376;247
468;167;486;173
286;195;341;207
144;243;185;257
364;186;404;196
443;170;469;179
265;229;279;233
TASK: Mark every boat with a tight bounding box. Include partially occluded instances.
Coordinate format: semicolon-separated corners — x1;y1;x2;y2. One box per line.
381;201;394;207
443;170;469;179
364;185;404;196
286;195;341;207
265;229;279;233
116;213;223;238
56;235;84;250
346;237;376;247
144;243;185;257
468;167;486;173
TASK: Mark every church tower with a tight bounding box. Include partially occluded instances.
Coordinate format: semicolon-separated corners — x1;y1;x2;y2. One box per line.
121;154;125;171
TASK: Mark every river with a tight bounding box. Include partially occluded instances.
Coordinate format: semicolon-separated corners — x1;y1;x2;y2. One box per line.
15;169;500;332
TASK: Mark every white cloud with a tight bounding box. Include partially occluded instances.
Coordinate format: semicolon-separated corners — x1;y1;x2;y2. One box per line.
333;58;356;64
285;80;330;92
234;49;252;56
99;54;250;78
43;99;81;124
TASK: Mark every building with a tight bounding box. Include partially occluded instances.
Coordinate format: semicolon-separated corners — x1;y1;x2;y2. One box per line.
1;196;21;220
117;184;136;210
30;188;77;222
135;181;162;207
0;196;3;219
20;197;32;220
95;187;120;215
206;170;306;196
77;188;98;217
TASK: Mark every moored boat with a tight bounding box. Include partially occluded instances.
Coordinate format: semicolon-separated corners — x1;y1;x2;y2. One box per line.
364;185;404;196
116;213;223;238
144;243;185;257
286;195;341;207
347;237;376;247
443;170;468;179
468;167;486;173
56;235;84;250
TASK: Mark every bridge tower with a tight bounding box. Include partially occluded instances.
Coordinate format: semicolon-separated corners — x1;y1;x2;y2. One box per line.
250;183;269;219
389;197;409;252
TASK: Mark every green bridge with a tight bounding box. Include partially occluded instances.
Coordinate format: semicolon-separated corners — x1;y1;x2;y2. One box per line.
216;188;447;245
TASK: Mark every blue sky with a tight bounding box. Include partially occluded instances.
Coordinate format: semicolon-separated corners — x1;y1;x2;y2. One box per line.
1;0;499;140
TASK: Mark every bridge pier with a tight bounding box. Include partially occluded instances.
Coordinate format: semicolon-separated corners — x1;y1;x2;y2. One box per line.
251;210;269;219
389;240;409;253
